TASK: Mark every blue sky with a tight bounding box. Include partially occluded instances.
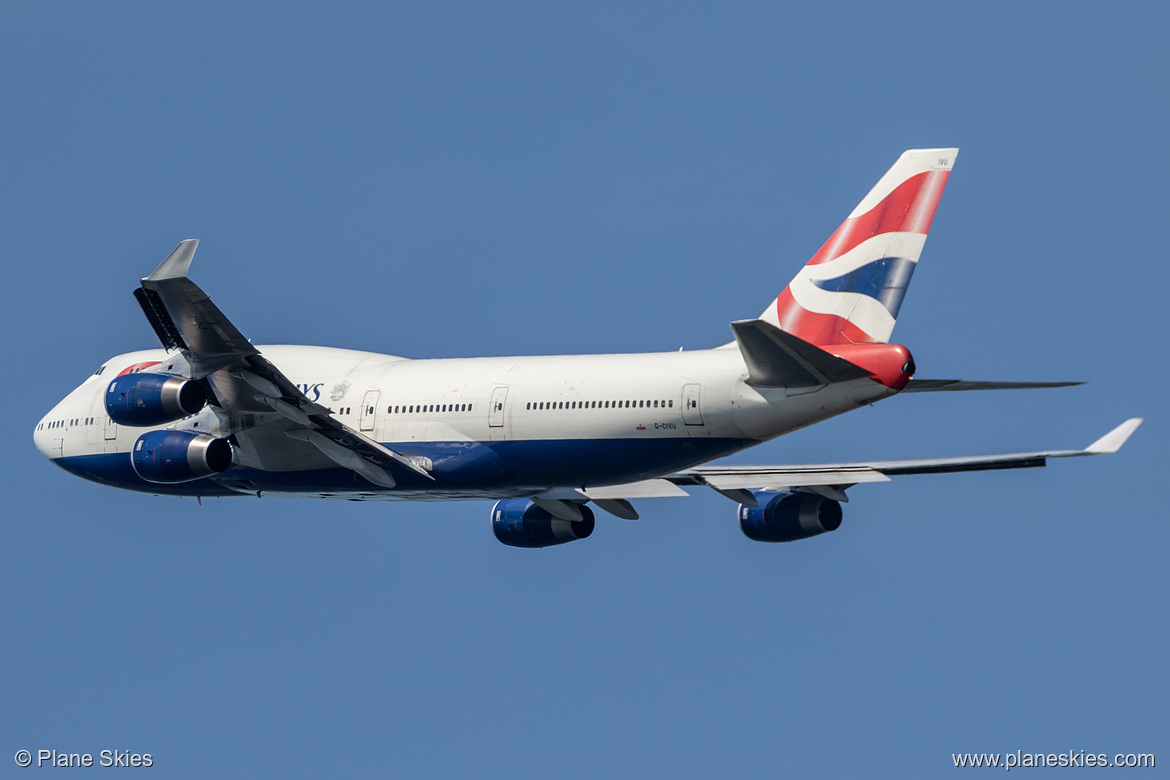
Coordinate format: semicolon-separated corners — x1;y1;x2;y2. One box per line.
2;2;1165;777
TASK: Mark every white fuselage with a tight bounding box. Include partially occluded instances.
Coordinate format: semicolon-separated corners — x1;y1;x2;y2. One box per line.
35;344;895;499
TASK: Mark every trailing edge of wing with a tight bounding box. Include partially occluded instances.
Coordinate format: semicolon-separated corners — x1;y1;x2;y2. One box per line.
688;466;890;490
539;480;690;501
730;319;870;387
903;379;1084;392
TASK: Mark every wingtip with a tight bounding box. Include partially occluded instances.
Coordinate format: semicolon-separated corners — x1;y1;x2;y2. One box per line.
1085;417;1143;454
144;239;200;282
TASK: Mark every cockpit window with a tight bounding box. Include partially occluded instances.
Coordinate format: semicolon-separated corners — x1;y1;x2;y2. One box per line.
94;365;106;376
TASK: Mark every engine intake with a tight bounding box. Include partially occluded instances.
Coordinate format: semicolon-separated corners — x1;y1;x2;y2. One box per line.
491;499;595;548
131;431;232;484
738;490;843;543
106;373;206;427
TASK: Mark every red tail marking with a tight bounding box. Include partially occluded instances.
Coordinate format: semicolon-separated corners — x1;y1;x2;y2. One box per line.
805;170;950;268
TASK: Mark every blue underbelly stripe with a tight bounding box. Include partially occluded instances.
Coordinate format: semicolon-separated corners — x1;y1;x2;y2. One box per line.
51;436;755;496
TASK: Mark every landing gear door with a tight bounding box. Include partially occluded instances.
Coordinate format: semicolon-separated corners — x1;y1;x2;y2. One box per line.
682;383;704;425
360;390;380;432
488;387;509;431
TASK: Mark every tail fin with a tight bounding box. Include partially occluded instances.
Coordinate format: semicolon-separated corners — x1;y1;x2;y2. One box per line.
760;148;957;346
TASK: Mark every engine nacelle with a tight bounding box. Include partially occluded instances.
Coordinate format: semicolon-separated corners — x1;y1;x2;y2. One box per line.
131;431;233;484
106;373;206;427
491;499;595;548
738;490;843;543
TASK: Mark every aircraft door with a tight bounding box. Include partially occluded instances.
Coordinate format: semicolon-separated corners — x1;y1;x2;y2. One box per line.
360;390;380;432
104;414;117;441
488;387;509;429
682;383;704;425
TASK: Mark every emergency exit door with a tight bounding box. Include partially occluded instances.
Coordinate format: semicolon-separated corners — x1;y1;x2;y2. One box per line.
359;390;380;432
682;383;704;425
488;387;508;428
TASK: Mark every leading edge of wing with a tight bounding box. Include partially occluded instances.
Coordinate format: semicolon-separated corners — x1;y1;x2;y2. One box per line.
671;418;1143;487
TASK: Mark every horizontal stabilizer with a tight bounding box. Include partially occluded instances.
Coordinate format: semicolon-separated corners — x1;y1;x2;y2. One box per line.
903;379;1083;392
730;319;871;388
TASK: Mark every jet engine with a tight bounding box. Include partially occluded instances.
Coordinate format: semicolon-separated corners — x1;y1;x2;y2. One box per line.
106;373;207;427
491;499;595;548
131;430;232;484
738;490;843;543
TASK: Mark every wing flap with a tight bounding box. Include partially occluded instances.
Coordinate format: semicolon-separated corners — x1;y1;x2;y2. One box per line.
581;480;690;499
689;466;890;490
538;479;691;502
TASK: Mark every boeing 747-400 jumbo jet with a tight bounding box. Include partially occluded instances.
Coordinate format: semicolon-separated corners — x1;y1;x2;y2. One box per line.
34;149;1141;547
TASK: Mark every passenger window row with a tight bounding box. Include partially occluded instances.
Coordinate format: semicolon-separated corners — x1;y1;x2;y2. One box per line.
38;417;98;431
386;403;473;415
37;396;674;432
525;399;673;411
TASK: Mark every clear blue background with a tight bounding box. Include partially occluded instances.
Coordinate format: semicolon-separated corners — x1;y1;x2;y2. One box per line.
2;2;1165;777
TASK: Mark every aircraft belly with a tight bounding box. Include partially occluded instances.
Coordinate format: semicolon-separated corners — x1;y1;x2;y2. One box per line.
52;436;755;499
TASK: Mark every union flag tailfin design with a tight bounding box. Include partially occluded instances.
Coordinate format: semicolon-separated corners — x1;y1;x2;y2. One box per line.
761;148;957;346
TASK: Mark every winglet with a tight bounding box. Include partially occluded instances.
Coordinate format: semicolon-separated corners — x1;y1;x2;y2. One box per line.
145;239;199;281
1085;418;1143;454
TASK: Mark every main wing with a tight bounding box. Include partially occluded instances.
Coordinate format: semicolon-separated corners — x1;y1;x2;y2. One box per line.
671;417;1142;507
135;239;432;489
537;418;1142;518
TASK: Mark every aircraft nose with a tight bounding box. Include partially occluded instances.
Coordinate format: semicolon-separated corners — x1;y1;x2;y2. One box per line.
33;415;51;458
33;406;63;461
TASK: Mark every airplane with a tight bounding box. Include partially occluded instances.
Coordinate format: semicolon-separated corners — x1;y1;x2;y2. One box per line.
33;148;1141;548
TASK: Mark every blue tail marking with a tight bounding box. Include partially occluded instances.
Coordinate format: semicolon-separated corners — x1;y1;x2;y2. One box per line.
811;257;917;317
